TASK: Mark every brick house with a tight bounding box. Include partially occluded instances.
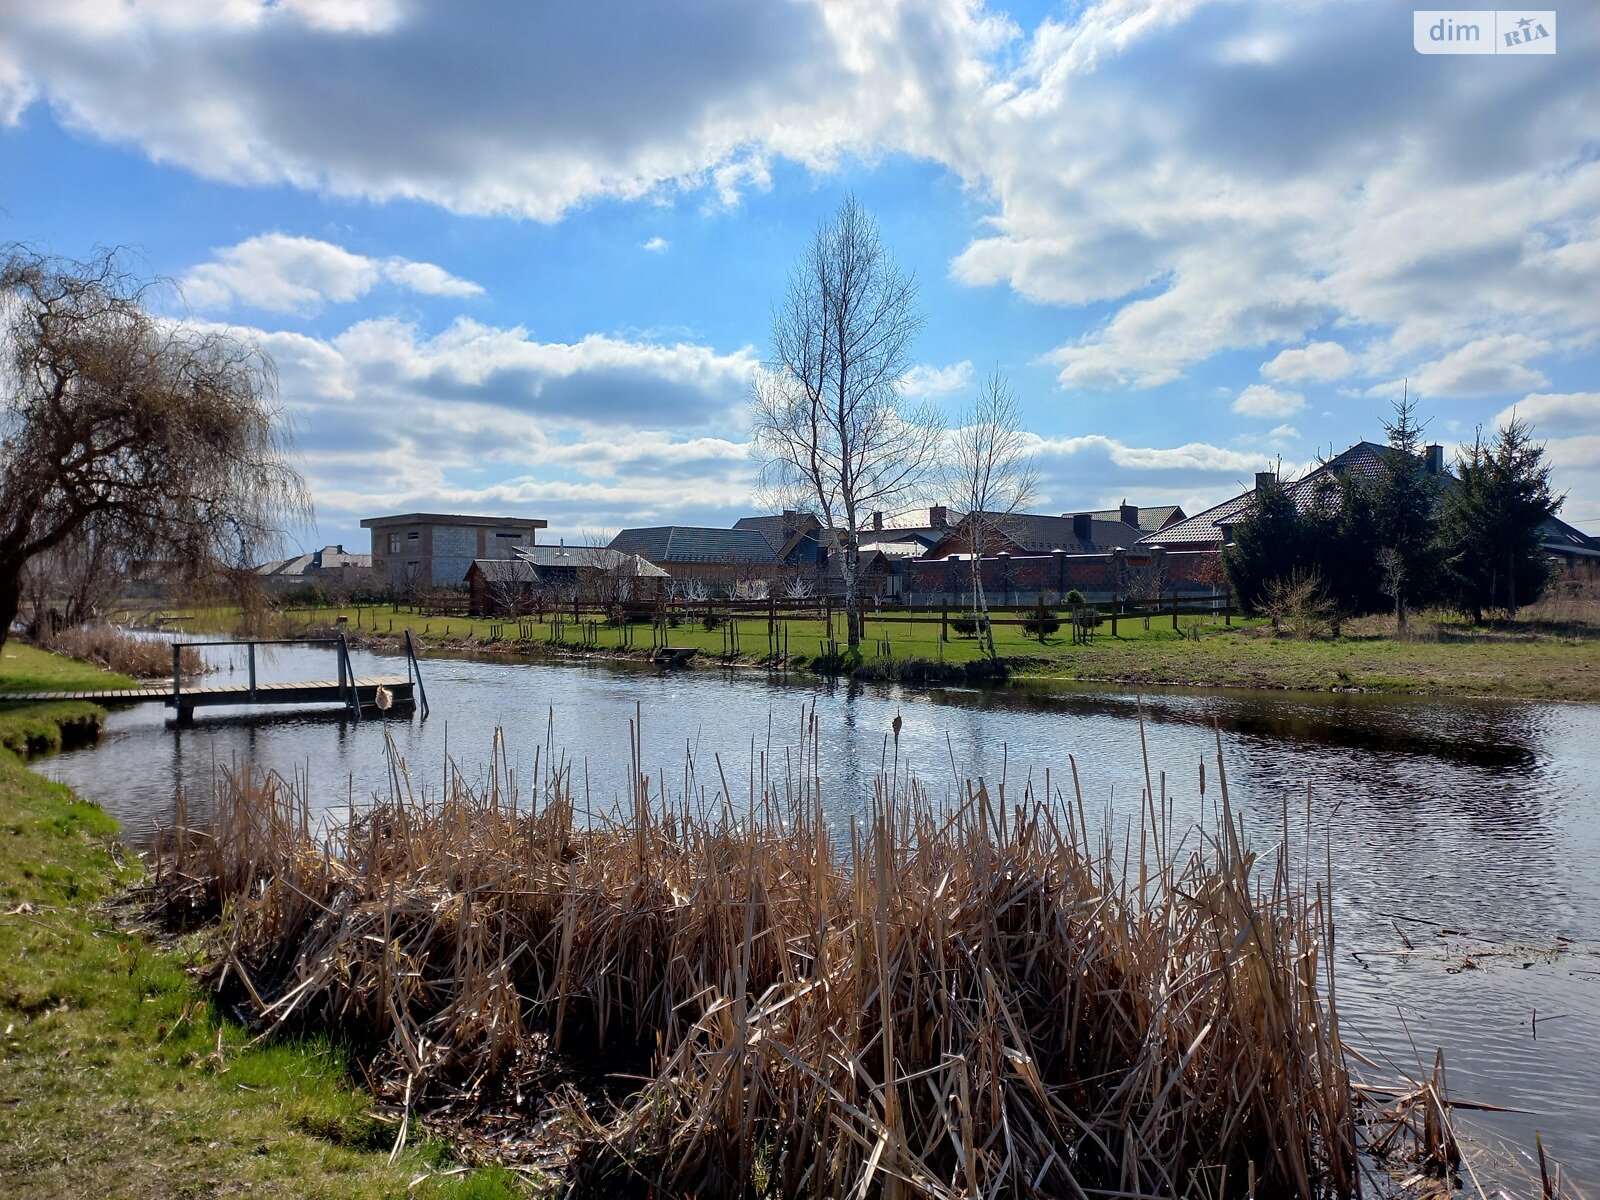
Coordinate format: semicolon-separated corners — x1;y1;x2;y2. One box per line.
1137;440;1598;569
362;512;549;592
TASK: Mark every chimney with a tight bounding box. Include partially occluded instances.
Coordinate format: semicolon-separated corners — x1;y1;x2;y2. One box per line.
1071;512;1092;545
1255;471;1277;493
1424;444;1443;476
930;505;948;529
1118;501;1138;528
872;511;883;532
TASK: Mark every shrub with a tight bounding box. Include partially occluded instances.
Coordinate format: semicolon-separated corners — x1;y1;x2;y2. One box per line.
1261;571;1338;639
1021;610;1061;637
950;613;988;637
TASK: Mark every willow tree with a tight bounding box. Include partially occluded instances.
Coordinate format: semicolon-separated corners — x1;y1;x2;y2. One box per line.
0;246;309;650
752;196;942;650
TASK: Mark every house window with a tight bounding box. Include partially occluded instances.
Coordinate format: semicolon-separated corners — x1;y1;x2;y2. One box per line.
495;532;521;541
407;531;419;541
388;535;401;553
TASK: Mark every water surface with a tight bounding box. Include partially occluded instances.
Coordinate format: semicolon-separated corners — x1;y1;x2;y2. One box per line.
41;638;1600;1188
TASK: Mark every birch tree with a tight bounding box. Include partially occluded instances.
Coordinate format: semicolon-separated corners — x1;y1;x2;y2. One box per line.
940;370;1037;657
752;196;943;650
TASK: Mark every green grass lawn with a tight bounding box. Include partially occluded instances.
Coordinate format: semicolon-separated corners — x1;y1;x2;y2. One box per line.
0;650;534;1199
155;602;1600;701
0;641;138;693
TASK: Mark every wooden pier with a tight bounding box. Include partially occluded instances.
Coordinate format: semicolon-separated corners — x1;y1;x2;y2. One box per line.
1;633;430;725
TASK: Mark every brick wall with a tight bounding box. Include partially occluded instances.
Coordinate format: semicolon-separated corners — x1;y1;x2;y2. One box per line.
902;549;1223;606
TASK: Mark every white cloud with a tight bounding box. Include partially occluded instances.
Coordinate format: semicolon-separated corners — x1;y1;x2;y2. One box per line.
0;0;1006;220
900;360;974;399
1261;341;1354;384
642;236;670;253
182;234;482;313
1232;384;1305;418
213;313;767;533
1411;334;1550;399
3;0;1596;425
947;3;1600;391
1267;423;1300;443
1495;391;1600;438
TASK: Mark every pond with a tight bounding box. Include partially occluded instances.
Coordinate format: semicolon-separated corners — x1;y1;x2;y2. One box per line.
40;637;1600;1189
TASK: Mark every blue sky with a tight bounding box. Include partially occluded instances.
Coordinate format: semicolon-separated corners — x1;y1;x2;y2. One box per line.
2;0;1596;553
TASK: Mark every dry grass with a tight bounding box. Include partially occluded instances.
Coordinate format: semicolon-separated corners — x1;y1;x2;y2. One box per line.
33;622;205;679
147;714;1490;1199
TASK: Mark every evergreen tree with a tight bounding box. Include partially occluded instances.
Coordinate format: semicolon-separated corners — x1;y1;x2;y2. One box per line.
1309;473;1384;618
1222;474;1302;613
1439;416;1561;620
1370;393;1441;633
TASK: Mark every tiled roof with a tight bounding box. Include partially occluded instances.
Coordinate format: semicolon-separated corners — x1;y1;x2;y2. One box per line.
256;545;371;576
948;512;1145;554
609;526;780;564
1138;442;1390;548
1070;504;1186;533
1136;440;1599;553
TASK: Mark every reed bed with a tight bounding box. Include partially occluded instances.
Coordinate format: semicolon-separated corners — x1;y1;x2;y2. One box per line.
35;621;205;679
149;714;1373;1198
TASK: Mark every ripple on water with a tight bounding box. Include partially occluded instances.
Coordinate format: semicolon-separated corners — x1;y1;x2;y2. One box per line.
38;638;1600;1190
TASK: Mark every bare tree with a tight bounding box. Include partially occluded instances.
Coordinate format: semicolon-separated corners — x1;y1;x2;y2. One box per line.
19;518;128;631
0;246;308;650
752;195;943;650
483;562;537;618
1116;551;1169;631
940;369;1037;657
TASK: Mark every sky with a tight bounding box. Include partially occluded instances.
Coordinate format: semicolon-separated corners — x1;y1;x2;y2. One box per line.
1;0;1596;554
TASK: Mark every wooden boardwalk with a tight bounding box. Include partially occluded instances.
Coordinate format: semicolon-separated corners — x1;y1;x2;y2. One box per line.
0;675;415;719
3;633;429;725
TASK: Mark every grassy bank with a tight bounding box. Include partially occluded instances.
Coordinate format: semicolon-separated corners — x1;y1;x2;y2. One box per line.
0;651;528;1199
162;602;1600;701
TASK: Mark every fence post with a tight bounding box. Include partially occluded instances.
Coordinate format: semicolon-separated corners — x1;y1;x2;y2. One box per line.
171;643;181;713
1172;589;1179;629
941;603;949;643
248;642;257;701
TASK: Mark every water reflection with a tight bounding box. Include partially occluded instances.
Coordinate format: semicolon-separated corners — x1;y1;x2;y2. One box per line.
35;638;1600;1189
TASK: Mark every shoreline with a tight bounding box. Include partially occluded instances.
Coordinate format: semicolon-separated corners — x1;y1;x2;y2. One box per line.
0;679;530;1199
4;646;1587;1196
240;619;1600;705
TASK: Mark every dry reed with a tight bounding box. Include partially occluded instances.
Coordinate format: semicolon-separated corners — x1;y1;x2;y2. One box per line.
36;621;205;679
150;712;1373;1198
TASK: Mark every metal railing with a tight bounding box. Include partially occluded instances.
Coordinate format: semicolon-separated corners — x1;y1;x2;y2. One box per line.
167;635;426;723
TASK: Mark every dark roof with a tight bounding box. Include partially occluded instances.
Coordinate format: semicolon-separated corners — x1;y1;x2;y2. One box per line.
1138;442;1390;548
609;526;780;565
943;512;1145;554
731;512;825;562
361;512;548;530
1138;440;1598;554
1537;514;1600;556
1067;504;1186;533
